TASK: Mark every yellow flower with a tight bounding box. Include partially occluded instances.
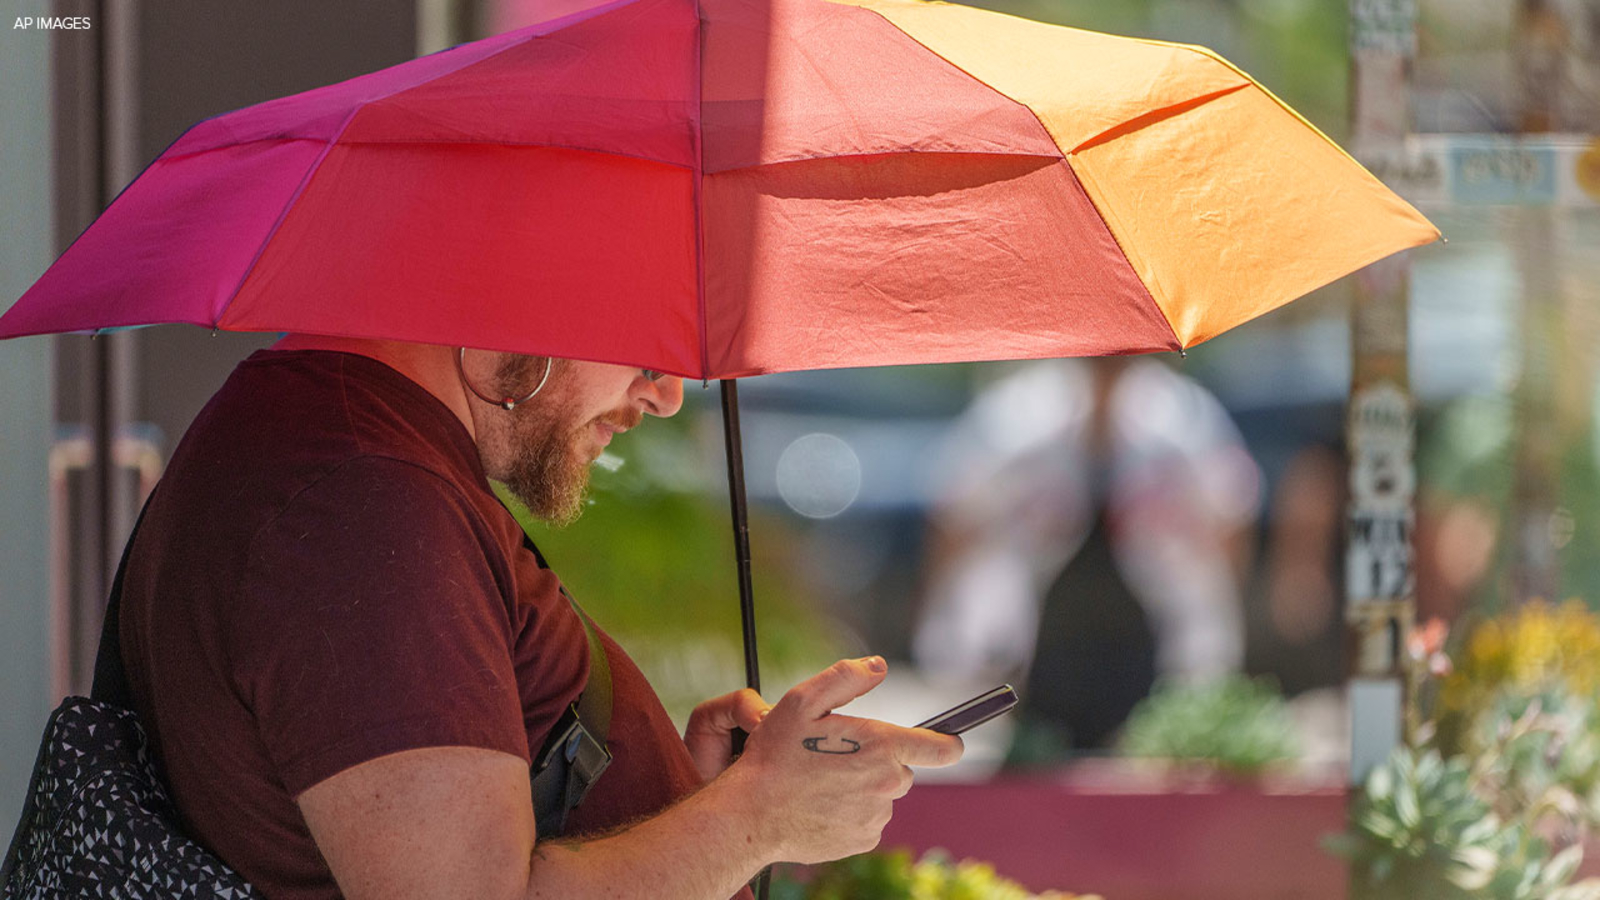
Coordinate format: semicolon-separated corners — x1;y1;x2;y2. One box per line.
1466;621;1508;678
1441;600;1600;732
1508;602;1561;687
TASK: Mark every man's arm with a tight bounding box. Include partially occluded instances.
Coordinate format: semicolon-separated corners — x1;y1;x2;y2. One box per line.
298;657;962;900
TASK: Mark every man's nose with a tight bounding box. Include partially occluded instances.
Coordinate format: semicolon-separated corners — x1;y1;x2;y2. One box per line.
635;374;684;418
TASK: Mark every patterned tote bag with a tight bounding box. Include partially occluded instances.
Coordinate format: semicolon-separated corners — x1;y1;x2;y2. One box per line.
2;501;261;899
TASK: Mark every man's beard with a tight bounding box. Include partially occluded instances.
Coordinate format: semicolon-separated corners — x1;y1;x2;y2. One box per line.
490;355;641;527
496;356;591;526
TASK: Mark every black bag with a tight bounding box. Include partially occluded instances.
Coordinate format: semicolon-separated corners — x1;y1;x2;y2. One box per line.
4;504;611;897
1;697;262;900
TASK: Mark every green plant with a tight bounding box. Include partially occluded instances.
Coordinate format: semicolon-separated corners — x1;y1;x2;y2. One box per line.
1115;675;1300;776
1329;745;1600;900
1469;687;1600;838
769;848;1095;900
1330;747;1510;899
1333;601;1600;900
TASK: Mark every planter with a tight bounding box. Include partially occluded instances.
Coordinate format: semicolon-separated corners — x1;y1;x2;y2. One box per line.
881;759;1349;900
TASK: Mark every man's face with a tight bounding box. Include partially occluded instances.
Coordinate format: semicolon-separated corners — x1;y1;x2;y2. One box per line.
481;355;683;525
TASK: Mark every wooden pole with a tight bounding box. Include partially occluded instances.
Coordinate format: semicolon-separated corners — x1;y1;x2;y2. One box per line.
1345;0;1418;786
1506;0;1579;607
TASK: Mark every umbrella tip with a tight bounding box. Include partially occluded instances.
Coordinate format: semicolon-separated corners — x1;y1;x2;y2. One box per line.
211;327;219;337
1178;347;1187;359
702;378;710;390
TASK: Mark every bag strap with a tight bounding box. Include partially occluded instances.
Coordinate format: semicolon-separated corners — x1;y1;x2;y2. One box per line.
510;537;614;749
490;481;614;838
562;590;613;744
90;494;157;708
528;587;613;839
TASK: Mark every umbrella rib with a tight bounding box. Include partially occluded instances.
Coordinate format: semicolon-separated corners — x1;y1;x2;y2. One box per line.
1066;157;1183;351
214;107;365;326
1120;35;1371;171
1069;83;1250;155
843;5;1182;354
694;3;709;379
842;5;1063;161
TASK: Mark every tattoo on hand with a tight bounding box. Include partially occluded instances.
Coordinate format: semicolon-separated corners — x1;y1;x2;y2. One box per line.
802;736;861;754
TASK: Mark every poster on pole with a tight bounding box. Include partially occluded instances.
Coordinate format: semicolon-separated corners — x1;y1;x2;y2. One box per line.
1347;381;1416;608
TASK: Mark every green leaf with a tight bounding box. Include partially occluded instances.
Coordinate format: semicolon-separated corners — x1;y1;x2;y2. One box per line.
1447;847;1498;891
1369;759;1396;801
1395;776;1422;830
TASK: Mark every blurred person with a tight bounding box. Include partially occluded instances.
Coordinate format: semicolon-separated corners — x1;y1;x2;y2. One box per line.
120;334;962;900
1261;445;1345;648
1238;440;1352;704
914;357;1260;757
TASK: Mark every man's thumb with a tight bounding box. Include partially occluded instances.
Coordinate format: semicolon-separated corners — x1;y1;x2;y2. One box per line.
788;657;888;720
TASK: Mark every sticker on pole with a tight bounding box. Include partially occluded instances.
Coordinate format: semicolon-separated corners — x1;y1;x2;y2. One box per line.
1348;382;1415;604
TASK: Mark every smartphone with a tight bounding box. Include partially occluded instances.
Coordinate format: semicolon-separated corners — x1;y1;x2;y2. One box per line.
914;684;1019;735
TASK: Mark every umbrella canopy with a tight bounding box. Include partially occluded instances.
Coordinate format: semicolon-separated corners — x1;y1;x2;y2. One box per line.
0;0;1436;375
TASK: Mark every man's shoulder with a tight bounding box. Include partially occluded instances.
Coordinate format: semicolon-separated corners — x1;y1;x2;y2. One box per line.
145;350;516;610
165;349;487;520
221;348;475;466
270;454;486;528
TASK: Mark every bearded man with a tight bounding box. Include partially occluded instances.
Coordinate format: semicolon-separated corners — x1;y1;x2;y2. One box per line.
119;334;962;900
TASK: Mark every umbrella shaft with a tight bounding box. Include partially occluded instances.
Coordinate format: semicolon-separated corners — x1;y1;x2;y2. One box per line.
720;380;760;696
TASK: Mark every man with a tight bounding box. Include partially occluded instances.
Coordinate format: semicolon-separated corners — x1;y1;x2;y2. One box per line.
120;332;962;900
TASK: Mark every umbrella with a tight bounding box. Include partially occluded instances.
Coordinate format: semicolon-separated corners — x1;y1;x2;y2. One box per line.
2;0;1435;796
1;0;1434;369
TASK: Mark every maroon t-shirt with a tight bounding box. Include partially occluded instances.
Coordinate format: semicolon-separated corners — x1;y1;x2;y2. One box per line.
121;350;724;898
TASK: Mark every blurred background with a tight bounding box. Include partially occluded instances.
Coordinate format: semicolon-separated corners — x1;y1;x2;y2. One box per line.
1;0;1597;897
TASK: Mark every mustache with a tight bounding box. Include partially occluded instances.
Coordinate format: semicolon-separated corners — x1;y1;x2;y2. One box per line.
593;408;643;432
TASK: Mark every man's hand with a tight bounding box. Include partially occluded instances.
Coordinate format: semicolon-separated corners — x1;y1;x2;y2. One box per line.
683;688;769;781
721;657;964;864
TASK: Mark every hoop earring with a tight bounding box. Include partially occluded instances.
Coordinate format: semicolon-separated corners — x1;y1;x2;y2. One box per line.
456;348;553;411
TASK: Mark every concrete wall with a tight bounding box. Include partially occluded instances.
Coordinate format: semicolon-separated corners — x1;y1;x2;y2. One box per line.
0;0;59;830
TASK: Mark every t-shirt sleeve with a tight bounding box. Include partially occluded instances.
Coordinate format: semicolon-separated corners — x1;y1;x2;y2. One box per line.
223;457;532;797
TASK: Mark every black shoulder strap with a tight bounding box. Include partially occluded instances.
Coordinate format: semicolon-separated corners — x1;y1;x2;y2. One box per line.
528;588;614;839
506;525;613;749
91;495;157;708
489;480;615;837
563;590;613;744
